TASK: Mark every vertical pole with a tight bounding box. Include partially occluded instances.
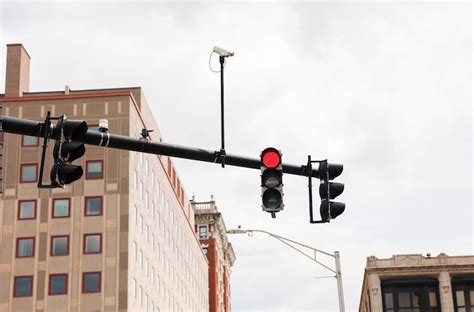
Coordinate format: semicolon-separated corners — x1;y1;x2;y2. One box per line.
219;55;225;167
334;251;345;312
307;155;314;222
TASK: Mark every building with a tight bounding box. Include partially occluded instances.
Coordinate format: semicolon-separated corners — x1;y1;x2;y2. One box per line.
192;197;235;312
0;44;209;311
359;253;474;311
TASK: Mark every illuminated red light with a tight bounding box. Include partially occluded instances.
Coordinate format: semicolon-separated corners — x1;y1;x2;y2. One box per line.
262;148;281;168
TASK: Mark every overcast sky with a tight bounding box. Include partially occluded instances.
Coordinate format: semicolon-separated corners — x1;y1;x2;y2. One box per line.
1;1;472;311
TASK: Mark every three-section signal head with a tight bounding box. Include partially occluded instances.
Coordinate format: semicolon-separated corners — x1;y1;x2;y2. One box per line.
260;148;284;215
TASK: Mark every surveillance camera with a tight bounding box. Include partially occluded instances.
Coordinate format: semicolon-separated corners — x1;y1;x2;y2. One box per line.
213;46;234;57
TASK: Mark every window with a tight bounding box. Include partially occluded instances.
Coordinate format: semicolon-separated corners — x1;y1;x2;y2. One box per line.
453;278;474;312
134;170;138;189
52;198;70;218
82;272;101;293
86;160;103;179
18;200;36;220
145;191;149;210
51;236;69;256
85;197;102;216
16;237;35;258
202;247;208;256
133;279;137;299
20;163;38;183
382;279;440;312
198;226;207;239
139;250;143;270
133;241;137;261
84;234;102;254
14;276;33;297
49;274;68;295
140;214;144;234
22;135;38;147
139;180;143;199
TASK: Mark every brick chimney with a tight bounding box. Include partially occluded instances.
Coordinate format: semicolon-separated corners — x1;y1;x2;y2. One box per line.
5;44;31;97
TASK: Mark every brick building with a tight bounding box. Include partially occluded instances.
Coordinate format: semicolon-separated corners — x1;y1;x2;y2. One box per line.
192;197;235;312
0;44;209;311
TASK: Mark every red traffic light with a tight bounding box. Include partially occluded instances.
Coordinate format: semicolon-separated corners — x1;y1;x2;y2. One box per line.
261;148;281;168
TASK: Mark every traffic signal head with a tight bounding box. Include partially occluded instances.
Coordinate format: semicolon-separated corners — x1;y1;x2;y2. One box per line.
318;160;345;222
50;117;88;187
261;148;284;216
56;118;88;140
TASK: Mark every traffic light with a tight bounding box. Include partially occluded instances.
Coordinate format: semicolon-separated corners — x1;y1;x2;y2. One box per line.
319;160;345;222
50;117;87;187
261;147;283;217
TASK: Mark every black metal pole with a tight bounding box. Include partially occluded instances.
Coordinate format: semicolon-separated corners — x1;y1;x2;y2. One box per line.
219;55;225;168
0;116;321;178
308;155;314;222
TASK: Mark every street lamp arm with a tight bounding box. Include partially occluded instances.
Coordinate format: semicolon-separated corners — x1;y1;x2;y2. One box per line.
270;234;337;274
249;230;335;257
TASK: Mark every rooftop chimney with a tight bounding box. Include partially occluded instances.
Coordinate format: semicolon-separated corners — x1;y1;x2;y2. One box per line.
5;44;31;97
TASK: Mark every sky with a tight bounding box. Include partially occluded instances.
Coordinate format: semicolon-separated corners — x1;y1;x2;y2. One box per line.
1;1;472;311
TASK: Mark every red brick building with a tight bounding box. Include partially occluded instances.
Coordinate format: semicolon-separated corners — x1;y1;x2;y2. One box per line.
192;197;236;312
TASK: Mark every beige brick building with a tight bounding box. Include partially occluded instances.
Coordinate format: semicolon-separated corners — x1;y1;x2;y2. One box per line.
0;44;209;311
359;253;474;312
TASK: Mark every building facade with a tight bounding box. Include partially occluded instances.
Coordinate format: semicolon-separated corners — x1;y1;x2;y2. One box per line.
192;197;235;312
359;253;474;312
0;44;209;311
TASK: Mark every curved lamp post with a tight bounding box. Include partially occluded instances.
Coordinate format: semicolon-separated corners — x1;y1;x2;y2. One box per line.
227;228;345;312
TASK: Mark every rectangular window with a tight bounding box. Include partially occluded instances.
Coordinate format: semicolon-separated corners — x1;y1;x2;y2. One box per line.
133;241;137;261
85;196;103;216
52;198;70;218
134;170;138;189
51;236;69;256
202;247;208;255
49;274;68;295
139;180;143;199
84;234;102;254
145;259;149;277
22;135;38;147
14;276;33;297
82;272;101;293
145;191;149;210
20;163;38;183
139;286;143;305
145;224;149;242
18;200;36;220
151;267;155;285
133;279;137;299
16;237;35;258
139;250;143;269
198;225;207;239
134;205;138;226
86;160;103;179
